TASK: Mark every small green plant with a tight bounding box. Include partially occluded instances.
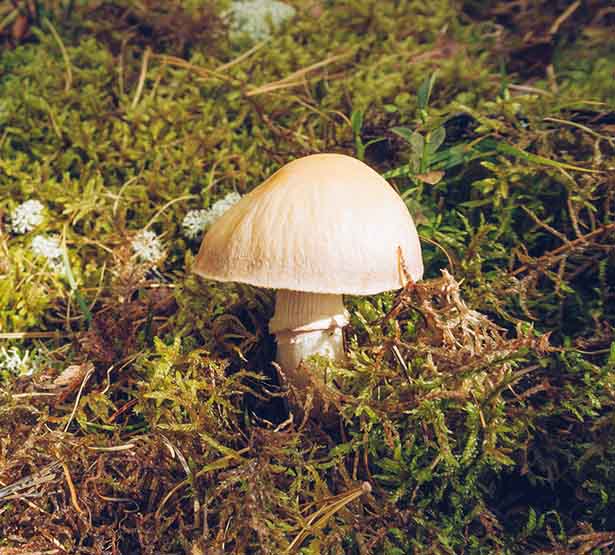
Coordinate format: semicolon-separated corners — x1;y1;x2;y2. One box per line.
351;108;385;161
384;74;454;191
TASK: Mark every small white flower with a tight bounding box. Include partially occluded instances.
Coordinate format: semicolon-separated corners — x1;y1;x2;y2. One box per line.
0;346;39;376
182;192;242;240
228;0;296;42
10;200;45;234
131;230;165;263
31;234;64;271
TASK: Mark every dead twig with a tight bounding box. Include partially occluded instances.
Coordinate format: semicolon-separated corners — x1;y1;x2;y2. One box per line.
512;223;615;277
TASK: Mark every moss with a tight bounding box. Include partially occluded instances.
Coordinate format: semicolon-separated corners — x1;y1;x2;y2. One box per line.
0;1;614;553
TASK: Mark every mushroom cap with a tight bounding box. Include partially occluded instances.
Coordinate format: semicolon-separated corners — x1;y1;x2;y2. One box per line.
192;153;423;295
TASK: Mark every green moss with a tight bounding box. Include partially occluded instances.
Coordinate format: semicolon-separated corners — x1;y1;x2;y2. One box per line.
0;1;614;553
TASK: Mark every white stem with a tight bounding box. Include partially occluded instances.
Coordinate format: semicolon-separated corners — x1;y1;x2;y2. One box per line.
270;290;349;388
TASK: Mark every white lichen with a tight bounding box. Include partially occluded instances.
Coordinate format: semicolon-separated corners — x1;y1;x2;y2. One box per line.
182;192;242;240
182;209;210;240
31;234;64;272
209;192;242;221
10;200;45;234
227;0;296;42
0;346;40;377
131;230;165;263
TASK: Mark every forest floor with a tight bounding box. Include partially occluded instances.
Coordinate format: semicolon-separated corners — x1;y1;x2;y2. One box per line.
0;1;614;554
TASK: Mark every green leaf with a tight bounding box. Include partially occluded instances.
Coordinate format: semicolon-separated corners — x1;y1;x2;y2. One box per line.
417;71;437;111
495;142;601;173
427;126;446;155
391;126;414;143
383;164;413;178
431;143;478;170
410;149;422;173
364;137;386;148
525;507;537;534
351;109;364;135
409;131;425;157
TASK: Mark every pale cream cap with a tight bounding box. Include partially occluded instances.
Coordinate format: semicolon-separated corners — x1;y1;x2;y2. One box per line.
193;153;423;295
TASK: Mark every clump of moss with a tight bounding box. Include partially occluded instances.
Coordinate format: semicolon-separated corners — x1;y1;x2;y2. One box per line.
1;1;614;553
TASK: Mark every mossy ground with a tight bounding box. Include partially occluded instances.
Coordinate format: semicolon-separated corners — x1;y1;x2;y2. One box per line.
0;1;614;553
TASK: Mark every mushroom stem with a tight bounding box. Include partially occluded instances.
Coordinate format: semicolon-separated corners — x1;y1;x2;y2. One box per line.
270;290;349;386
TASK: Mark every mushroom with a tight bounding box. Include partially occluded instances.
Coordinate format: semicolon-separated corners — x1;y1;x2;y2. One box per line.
192;153;423;390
